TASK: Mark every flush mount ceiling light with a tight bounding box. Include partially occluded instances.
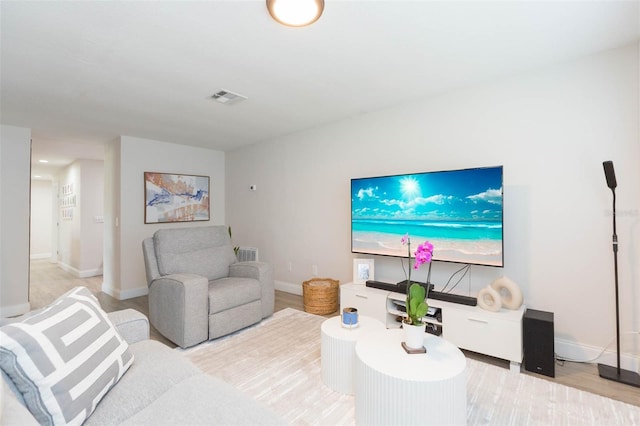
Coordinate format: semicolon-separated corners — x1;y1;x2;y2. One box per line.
266;0;324;27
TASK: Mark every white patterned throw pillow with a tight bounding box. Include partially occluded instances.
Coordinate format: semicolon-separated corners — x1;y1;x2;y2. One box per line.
0;287;134;425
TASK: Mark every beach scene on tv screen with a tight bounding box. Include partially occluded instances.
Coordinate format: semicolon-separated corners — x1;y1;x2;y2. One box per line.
351;167;503;267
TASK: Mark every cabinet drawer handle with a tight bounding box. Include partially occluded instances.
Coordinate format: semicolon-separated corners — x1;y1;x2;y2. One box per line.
468;317;489;324
355;294;368;299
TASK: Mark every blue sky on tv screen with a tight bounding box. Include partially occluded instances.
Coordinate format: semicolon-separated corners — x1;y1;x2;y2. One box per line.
352;167;503;223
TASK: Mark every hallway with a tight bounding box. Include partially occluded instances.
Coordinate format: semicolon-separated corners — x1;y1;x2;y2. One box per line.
29;259;102;310
28;259;174;347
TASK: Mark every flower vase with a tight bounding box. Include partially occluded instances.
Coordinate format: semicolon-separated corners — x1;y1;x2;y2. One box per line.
403;322;425;349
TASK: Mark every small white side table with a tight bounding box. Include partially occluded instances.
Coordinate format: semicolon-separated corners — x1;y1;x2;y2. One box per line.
355;329;467;425
320;315;386;394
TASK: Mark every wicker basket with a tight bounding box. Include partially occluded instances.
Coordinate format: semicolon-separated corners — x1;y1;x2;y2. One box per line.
302;278;340;315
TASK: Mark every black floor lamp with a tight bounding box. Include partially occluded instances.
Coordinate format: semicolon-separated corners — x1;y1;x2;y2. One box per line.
597;161;640;387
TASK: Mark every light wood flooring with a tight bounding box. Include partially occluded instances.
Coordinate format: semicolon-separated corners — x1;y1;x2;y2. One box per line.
29;259;640;407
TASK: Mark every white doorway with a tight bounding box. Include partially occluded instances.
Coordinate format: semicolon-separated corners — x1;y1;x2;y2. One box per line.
29;139;105;306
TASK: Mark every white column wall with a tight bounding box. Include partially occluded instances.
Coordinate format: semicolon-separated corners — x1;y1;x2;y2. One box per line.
103;138;122;300
0;125;31;317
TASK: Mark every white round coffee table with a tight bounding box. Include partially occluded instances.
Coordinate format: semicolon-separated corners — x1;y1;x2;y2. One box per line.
355;328;467;425
320;315;386;394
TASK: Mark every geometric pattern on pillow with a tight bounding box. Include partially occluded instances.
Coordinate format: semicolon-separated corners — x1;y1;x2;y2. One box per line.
0;287;134;426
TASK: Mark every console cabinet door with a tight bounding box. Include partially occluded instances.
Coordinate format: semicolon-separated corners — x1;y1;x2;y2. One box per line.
443;307;523;363
340;284;388;325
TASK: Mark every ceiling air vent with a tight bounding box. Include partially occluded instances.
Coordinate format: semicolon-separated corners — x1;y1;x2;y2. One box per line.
211;89;247;105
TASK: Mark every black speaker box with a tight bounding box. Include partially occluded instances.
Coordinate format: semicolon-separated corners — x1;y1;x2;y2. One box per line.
523;309;555;378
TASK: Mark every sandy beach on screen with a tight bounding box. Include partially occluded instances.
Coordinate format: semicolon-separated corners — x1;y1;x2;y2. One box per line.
353;231;502;266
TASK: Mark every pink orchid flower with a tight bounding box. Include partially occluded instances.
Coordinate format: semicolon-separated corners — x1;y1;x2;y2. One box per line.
413;241;434;268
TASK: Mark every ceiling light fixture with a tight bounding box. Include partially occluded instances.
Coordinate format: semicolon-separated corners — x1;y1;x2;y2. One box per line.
38;159;48;163
266;0;324;27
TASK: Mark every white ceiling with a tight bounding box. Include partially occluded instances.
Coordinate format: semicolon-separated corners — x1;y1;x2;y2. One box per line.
1;1;638;179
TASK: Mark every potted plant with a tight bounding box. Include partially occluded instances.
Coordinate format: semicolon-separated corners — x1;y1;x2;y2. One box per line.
228;226;240;259
407;283;428;326
401;234;434;349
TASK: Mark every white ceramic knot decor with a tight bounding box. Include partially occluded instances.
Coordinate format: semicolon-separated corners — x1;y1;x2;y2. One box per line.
478;276;523;312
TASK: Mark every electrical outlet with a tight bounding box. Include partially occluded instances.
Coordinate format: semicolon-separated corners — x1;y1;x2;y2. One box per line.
288;262;292;272
312;265;318;276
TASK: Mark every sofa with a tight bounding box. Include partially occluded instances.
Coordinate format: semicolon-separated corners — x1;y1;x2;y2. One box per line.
1;288;283;425
142;226;275;348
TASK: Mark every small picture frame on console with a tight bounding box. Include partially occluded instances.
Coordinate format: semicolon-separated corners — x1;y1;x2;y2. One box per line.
353;258;374;285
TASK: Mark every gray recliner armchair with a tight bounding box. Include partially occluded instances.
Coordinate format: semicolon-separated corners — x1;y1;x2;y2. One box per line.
142;226;274;348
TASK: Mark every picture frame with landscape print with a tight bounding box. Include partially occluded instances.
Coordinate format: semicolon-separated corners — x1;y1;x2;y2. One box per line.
144;172;210;224
353;258;374;285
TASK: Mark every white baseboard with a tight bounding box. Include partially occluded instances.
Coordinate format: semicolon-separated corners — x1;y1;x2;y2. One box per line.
101;283;148;301
0;302;31;318
275;280;303;296
57;262;103;278
555;337;639;372
30;253;51;260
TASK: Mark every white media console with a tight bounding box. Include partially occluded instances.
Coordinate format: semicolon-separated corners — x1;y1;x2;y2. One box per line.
340;282;525;372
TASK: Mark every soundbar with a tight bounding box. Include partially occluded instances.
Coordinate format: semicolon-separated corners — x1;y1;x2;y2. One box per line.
366;280;404;293
366;280;433;295
428;291;477;306
366;280;475;306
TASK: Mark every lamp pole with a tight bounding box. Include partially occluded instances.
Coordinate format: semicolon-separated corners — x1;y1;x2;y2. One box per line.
597;161;640;387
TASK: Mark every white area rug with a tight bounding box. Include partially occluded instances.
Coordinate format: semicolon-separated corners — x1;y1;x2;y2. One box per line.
179;308;640;425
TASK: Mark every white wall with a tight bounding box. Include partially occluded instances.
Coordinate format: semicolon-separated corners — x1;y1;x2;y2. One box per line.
0;125;31;317
103;139;121;300
58;162;82;271
79;160;104;274
30;180;52;259
56;159;104;277
103;136;226;300
227;44;640;367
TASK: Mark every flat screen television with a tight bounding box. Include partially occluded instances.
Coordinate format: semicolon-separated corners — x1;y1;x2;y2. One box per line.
351;165;503;267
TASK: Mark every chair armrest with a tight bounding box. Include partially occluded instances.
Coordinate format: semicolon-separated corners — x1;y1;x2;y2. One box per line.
148;273;209;348
230;261;274;318
229;261;269;280
107;309;150;345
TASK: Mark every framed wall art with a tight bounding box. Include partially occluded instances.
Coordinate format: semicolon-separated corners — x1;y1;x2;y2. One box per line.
144;172;210;224
353;258;374;285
